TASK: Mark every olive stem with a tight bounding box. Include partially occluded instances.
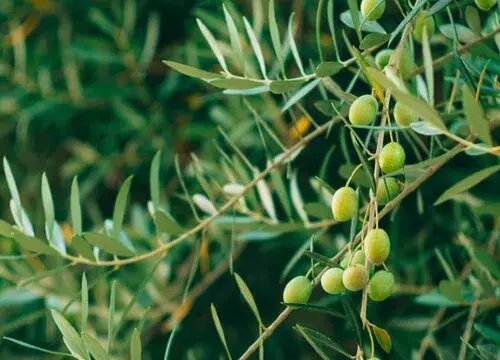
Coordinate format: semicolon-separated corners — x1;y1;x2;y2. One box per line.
345;163;364;187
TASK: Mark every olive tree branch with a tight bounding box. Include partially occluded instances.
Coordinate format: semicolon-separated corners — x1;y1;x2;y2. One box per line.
238;142;466;360
61;118;341;267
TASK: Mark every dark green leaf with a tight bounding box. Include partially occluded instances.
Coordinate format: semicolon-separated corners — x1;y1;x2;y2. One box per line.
315;61;344;77
303;251;336;267
474;250;500;279
435;165;500;205
462;84;492;145
163;61;220;79
359;33;390;50
341;295;363;346
155;210;185;235
295;324;352;359
83;232;135;257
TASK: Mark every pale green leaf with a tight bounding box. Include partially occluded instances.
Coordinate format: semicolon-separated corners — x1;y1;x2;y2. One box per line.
150;151;162;211
130;328;141;360
211;304;232;360
462;84;492;146
82;333;108;360
196;19;228;72
112;176;133;238
234;273;262;325
243;17;267;78
51;310;89;360
163;61;220;79
71;177;82;235
81;274;88;333
223;4;245;72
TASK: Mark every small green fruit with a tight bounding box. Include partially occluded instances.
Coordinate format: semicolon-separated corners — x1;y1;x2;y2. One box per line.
361;0;386;21
349;95;379;126
283;276;312;304
340;250;365;268
376;177;401;205
379;142;406;173
365;228;390;265
331;187;358;222
368;270;395;301
375;49;394;69
390;46;415;79
412;11;435;43
394;102;419;126
321;268;346;294
342;265;369;291
475;0;497;11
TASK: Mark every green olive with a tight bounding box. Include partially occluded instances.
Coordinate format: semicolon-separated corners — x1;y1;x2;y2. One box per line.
390;46;415;79
331;186;358;222
349;95;379;126
365;228;391;265
412;11;435;43
342;265;369;291
283;276;312;305
379;142;406;174
368;270;395;301
376;177;401;205
340;250;365;268
361;0;386;21
321;268;346;295
375;49;394;69
394;102;419;126
475;0;497;11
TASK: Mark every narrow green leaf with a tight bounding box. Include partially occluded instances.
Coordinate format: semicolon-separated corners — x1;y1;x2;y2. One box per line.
438;280;464;302
347;0;362;40
130;328;141;360
303;251;336;267
82;333;108;360
81;274;88;333
269;0;285;75
269;79;304;94
340;11;386;34
359;33;390;50
372;324;392;353
3;157;21;207
107;281;116;352
112;176;133;238
4;337;73;357
341;295;363;346
196;19;228;72
51;310;89;360
41;173;55;236
474;324;500;344
71;177;82;235
288;13;305;76
71;235;94;260
150;151;162;212
163;61;220;79
315;61;344;77
243;17;267;78
234;273;262;325
211;303;233;360
208;78;263;90
462;85;492;146
422;26;434;105
303;202;331;219
155;210;185;235
83;232;135;257
435;165;500;205
223;4;245;72
465;6;481;35
271;170;292;219
10;230;57;255
428;0;453;16
295;324;352;359
282;78;321;113
368;67;446;130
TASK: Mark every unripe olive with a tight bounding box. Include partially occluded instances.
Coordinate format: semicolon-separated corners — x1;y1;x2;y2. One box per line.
349;95;379;126
361;0;386;21
376;177;401;205
394;102;419;126
390;46;415;79
375;49;394;69
342;265;369;291
412;11;435;43
283;276;312;304
475;0;497;11
331;187;358;222
379;142;406;173
340;250;365;268
321;268;346;294
368;270;395;301
364;228;390;265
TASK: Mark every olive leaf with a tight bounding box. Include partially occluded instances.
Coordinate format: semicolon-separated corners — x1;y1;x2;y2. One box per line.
371;324;392;353
295;324;352;359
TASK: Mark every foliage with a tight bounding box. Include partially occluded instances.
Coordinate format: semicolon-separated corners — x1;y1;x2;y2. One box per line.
0;0;499;359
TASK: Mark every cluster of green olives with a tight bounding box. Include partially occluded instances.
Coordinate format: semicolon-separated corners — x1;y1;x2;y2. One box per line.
318;228;395;302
